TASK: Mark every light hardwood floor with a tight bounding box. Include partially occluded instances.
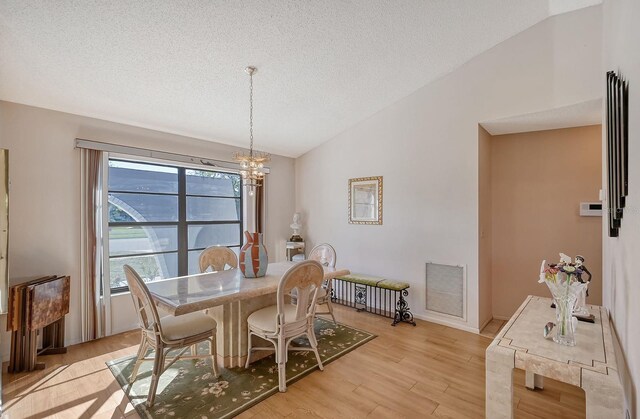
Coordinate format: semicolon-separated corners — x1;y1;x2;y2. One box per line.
2;306;585;418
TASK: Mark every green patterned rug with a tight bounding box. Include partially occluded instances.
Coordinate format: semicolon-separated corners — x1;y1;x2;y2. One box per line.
107;318;376;419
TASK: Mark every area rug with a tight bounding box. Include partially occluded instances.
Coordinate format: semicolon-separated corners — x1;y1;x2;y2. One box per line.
107;318;376;419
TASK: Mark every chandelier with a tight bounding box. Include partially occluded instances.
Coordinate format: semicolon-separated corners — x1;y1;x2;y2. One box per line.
233;66;270;195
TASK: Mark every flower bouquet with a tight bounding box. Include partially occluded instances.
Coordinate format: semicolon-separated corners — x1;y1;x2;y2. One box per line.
538;253;587;346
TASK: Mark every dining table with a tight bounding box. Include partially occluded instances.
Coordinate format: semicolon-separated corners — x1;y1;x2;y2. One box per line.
146;261;350;368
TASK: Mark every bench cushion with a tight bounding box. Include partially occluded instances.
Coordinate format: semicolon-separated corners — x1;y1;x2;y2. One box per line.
335;274;382;287
336;274;409;290
377;280;410;291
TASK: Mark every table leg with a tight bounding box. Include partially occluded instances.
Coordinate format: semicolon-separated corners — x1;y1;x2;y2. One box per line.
486;343;516;419
525;371;544;390
582;369;624;419
208;294;276;368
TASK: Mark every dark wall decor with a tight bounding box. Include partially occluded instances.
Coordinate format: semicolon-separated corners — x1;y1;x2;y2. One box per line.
606;70;629;237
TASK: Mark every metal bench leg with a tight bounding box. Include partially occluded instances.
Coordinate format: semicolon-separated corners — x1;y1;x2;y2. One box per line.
392;289;416;326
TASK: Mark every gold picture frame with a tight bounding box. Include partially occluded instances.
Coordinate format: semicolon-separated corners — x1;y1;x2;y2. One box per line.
348;176;383;225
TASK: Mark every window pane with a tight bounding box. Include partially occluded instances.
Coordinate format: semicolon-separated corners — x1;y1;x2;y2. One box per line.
109;193;178;222
109;160;178;193
188;224;241;249
186;170;240;197
186;197;241;221
109;226;177;256
188;247;240;275
110;253;178;289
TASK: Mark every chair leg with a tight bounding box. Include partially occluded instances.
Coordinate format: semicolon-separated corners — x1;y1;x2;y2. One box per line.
277;335;287;392
326;299;337;324
130;333;147;384
210;332;219;377
308;327;324;371
191;344;198;356
146;346;165;407
244;329;253;369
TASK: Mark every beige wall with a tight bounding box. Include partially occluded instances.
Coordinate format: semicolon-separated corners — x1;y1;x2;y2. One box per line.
0;101;296;358
490;125;602;319
478;126;493;328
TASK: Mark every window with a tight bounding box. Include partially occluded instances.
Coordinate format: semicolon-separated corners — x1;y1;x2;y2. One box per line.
108;159;242;292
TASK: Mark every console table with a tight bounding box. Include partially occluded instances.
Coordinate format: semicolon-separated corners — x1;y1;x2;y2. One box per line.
285;241;305;261
486;295;624;419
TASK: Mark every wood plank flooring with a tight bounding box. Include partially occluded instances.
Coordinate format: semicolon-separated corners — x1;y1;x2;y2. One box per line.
2;306;585;418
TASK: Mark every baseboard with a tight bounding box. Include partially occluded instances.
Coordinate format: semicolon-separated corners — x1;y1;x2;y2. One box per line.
492;315;511;321
413;312;480;334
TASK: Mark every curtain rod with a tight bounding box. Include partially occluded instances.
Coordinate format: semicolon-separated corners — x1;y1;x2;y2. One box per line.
74;138;270;174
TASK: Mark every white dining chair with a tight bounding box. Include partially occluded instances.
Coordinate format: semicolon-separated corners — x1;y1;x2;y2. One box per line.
308;243;337;323
245;260;325;392
199;246;238;272
124;265;220;407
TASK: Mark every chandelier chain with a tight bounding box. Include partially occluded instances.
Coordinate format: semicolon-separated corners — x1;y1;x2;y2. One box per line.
249;71;254;157
232;65;269;192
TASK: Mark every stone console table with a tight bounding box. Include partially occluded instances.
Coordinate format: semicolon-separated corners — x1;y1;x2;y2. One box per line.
486;295;624;419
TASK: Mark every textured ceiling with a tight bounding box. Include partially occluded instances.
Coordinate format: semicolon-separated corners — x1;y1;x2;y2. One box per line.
0;1;600;157
481;99;602;136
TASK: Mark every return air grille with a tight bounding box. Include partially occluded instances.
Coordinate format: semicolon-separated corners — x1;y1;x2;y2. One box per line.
425;262;466;319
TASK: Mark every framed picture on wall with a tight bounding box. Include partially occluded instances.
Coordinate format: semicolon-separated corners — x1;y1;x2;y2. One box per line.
348;176;383;225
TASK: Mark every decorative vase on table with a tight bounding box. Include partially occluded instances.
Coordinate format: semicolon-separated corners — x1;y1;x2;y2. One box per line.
239;231;268;278
544;273;586;346
539;254;588;347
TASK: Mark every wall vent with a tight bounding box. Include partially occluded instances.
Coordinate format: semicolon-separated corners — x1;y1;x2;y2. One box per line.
425;262;466;320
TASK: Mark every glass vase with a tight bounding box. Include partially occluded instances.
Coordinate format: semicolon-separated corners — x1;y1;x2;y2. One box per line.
544;275;586;346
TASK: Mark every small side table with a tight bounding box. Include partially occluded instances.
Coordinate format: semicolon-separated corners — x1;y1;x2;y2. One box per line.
285;241;305;261
486;295;624;419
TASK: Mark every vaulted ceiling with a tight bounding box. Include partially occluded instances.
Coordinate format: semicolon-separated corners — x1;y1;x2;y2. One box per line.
0;1;600;157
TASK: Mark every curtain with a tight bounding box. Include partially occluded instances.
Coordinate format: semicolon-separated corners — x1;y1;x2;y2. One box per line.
255;178;265;234
80;148;106;341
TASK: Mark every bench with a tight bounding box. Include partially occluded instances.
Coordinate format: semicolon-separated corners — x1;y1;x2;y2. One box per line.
332;274;416;326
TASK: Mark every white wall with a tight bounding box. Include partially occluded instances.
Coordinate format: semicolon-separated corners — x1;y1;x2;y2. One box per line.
0;101;295;357
602;0;640;416
295;6;602;331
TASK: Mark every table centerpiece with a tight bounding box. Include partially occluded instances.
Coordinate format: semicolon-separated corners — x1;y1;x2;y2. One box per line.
538;253;587;346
